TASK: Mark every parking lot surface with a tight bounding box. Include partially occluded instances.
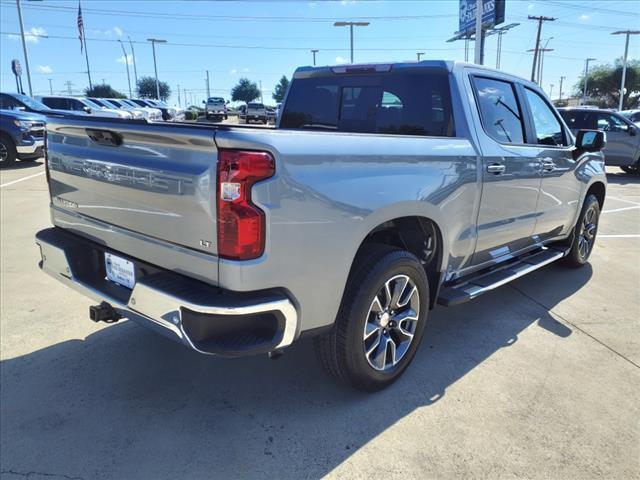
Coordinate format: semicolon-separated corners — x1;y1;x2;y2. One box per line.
1;163;638;479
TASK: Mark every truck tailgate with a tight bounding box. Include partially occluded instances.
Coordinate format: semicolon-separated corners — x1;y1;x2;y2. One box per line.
46;117;219;256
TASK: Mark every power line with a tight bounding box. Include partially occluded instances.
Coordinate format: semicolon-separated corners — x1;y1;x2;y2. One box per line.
0;2;457;23
0;31;463;52
544;1;640;18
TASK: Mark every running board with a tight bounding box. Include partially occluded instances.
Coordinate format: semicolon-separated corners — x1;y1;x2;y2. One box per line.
437;247;568;307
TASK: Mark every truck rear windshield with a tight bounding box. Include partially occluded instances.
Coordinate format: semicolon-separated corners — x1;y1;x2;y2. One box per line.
280;70;455;137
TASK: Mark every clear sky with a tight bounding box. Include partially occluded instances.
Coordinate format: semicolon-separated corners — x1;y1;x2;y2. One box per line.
1;0;639;107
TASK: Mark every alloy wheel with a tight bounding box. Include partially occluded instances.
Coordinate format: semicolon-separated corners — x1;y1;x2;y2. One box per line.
363;274;420;371
578;204;598;260
0;142;7;162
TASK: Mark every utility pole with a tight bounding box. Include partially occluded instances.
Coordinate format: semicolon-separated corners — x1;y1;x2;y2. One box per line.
474;0;483;64
118;39;132;98
311;49;319;66
549;84;554;98
259;80;263;103
611;30;640;111
48;78;53;94
334;21;370;63
64;81;73;95
147;38;167;100
128;36;138;96
417;52;425;61
206;70;211;98
528;15;556;83
177;84;181;107
558;76;565;103
16;0;33;96
582;58;596;105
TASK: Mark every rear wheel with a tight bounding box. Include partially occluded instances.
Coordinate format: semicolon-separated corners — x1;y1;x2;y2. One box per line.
560;194;600;268
314;245;429;391
0;134;17;168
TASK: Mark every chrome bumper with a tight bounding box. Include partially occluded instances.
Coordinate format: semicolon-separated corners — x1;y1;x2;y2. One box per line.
16;139;44;154
35;228;298;356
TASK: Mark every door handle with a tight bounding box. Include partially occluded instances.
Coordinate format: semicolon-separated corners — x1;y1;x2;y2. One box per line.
541;158;556;172
486;163;506;175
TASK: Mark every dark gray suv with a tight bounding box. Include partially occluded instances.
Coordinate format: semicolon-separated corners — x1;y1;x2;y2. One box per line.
559;107;640;174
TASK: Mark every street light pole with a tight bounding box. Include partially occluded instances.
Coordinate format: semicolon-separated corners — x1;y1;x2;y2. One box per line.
549;83;554;98
147;38;167;100
118;40;132;98
311;49;319;66
611;30;640;111
128;36;138;96
417;52;425;61
333;21;370;63
559;76;565;103
485;23;519;70
582;58;596;105
16;0;33;96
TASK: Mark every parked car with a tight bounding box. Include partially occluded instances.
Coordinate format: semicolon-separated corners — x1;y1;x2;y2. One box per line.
204;97;228;121
0;92;70;116
36;96;132;119
559;107;640;174
130;99;178;121
0;109;45;167
240;102;267;123
266;107;277;123
37;61;607;391
620;109;640;125
89;98;145;120
118;99;163;121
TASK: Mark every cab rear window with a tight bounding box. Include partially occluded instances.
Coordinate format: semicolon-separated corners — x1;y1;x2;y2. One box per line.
280;70;455;137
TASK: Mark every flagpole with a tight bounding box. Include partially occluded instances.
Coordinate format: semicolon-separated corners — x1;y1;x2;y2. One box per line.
83;26;92;89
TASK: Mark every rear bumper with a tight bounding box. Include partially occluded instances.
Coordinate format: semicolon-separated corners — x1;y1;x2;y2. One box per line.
35;227;298;356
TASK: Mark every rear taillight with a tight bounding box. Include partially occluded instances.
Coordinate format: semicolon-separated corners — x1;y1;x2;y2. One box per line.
217;149;275;260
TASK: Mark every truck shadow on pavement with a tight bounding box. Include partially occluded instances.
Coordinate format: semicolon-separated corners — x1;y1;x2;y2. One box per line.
0;159;43;171
0;264;590;479
606;171;640;186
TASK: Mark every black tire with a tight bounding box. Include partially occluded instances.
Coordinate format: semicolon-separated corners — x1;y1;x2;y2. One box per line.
0;134;17;168
560;194;600;268
620;162;639;174
314;244;430;391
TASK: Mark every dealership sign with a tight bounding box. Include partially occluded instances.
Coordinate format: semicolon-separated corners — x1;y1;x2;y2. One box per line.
459;0;505;33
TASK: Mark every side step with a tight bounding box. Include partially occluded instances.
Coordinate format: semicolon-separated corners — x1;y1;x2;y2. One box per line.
437;247;568;307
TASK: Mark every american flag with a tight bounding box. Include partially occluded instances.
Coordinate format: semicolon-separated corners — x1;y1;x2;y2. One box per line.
77;1;84;53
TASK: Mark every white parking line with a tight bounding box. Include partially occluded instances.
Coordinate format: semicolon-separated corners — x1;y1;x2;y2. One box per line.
607;196;640;206
0;171;45;188
599;234;640;238
603;206;640;214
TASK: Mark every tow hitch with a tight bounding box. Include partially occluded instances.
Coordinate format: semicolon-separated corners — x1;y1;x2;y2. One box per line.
89;302;122;323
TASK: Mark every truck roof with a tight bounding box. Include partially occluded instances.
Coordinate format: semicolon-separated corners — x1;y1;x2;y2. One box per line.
293;60;534;88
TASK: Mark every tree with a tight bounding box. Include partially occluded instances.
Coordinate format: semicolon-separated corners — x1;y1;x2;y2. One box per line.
574;59;640;109
272;75;290;102
231;78;261;103
84;84;125;99
137;76;171;101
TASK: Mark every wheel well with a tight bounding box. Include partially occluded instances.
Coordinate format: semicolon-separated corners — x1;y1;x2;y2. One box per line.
354;216;443;308
587;181;606;210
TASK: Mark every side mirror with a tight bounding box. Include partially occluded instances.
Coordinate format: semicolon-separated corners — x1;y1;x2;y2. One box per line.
83;106;92;114
576;129;605;152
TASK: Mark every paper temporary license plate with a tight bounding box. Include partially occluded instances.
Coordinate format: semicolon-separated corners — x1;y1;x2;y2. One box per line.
104;252;135;289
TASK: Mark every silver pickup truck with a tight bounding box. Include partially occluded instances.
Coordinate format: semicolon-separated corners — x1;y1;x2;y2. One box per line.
36;61;607;391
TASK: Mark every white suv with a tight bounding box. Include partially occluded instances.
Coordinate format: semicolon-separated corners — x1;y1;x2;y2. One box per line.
36;96;132;119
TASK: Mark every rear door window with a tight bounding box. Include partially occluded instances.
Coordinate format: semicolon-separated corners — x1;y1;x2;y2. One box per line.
280;69;454;137
472;77;524;144
42;97;68;109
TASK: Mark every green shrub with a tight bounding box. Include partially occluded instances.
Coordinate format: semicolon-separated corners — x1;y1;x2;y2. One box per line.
185;110;198;120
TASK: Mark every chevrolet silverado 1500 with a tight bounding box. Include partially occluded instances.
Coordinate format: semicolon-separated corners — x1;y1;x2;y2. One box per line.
36;61;607;390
